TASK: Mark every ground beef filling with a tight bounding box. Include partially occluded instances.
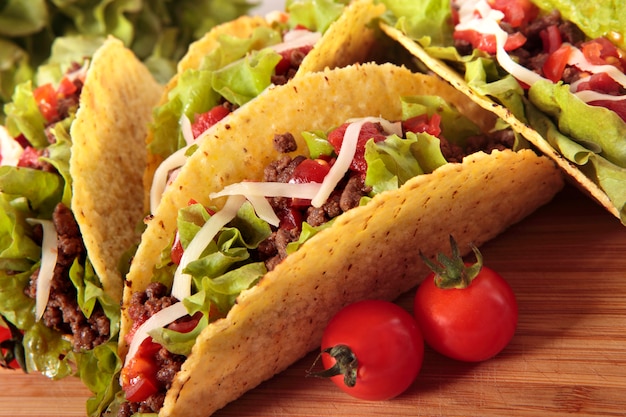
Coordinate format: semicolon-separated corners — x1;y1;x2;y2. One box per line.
454;10;590;84
24;203;110;351
119;282;186;417
257;126;515;269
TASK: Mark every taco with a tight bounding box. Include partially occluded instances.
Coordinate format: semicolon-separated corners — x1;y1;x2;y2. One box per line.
379;0;626;224
0;37;162;415
116;62;563;417
144;0;386;214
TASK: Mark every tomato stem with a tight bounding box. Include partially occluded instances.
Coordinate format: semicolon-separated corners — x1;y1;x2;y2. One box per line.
306;344;359;387
420;235;483;289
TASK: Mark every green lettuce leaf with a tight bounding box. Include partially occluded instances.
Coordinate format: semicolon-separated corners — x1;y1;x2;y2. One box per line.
286;0;349;33
378;0;454;47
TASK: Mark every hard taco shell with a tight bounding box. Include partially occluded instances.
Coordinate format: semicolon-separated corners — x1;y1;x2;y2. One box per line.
70;37;163;302
142;0;386;212
380;22;624;224
121;62;563;416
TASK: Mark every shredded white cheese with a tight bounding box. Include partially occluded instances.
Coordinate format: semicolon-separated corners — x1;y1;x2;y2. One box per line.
26;219;58;321
311;116;395;208
124;301;189;367
170;195;247;301
0;126;23;167
150;146;190;214
270;29;321;53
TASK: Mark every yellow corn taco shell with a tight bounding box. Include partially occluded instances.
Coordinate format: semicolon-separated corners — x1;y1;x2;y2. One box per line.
379;21;625;224
142;0;386;213
70;37;163;302
121;62;563;417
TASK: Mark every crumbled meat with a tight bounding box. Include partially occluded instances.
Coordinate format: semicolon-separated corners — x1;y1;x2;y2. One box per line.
466;129;516;154
25;203;111;351
273;132;298;153
339;176;371;212
439;136;466;163
127;282;178;328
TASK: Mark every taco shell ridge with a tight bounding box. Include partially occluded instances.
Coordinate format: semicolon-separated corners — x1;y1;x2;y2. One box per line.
70;36;163;302
380;23;623;224
121;62;563;416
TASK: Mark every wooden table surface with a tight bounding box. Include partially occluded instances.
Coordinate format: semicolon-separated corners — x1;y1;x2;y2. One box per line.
1;183;625;417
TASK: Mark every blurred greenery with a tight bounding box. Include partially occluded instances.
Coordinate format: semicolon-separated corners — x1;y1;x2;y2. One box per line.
0;0;257;122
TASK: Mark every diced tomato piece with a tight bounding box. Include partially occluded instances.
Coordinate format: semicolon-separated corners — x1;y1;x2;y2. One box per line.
581;38;626;71
327;122;387;174
576;72;624;95
453;30;527;54
121;338;161;402
289;159;331;184
33;83;59;123
540;25;562;54
274;45;314;76
403;113;442;137
490;0;539;27
123;373;160;402
17;147;42;169
0;325;20;370
191;105;231;138
275;206;304;230
167;312;202;333
542;44;573;83
170;231;184;265
57;77;78;97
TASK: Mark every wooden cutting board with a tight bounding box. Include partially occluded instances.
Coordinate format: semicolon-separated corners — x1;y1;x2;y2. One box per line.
1;183;625;417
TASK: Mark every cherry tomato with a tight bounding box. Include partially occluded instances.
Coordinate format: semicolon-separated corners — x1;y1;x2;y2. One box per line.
414;237;518;362
191;104;231;138
314;300;424;401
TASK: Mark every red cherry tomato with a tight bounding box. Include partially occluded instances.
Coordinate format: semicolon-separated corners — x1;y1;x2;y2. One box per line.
414;238;518;362
315;300;424;401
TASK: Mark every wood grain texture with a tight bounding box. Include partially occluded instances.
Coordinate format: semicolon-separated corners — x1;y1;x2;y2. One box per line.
1;184;624;417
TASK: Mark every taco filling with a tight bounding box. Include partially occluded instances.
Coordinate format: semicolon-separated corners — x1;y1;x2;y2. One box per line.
148;0;351;214
0;60;120;367
118;95;522;416
450;0;626;121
